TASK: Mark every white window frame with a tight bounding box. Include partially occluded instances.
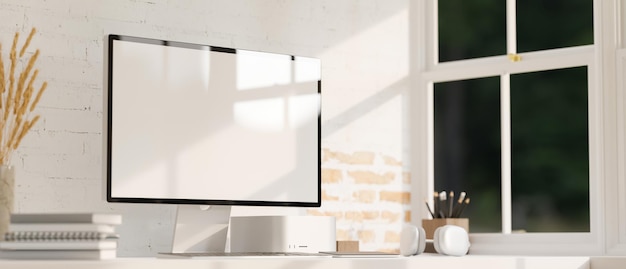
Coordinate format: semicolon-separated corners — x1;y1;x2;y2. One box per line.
410;0;621;255
607;48;626;255
602;0;626;256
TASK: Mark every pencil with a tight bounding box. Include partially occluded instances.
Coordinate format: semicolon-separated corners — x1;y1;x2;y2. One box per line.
425;199;435;219
433;192;440;219
456;198;470;218
439;191;447;218
448;191;454;218
451;192;466;218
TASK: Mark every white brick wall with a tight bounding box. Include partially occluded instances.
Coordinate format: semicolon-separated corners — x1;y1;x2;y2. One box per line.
0;0;411;256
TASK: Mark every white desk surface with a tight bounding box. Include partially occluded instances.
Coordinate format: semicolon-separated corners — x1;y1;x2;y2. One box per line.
2;254;621;269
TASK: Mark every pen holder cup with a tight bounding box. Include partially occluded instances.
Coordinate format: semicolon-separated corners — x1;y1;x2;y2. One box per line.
422;218;469;239
421;218;469;253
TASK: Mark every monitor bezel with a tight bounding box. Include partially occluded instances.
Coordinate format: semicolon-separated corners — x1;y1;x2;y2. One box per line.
105;34;322;208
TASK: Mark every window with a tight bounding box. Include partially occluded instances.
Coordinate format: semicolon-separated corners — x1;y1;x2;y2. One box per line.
516;1;593;53
438;0;593;62
434;77;502;233
434;68;590;234
438;0;506;62
420;0;600;254
509;67;589;233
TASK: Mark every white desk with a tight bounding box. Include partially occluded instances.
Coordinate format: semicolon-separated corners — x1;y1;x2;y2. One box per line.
0;254;613;269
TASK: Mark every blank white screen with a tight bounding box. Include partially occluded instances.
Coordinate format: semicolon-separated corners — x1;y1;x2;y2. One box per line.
108;37;320;204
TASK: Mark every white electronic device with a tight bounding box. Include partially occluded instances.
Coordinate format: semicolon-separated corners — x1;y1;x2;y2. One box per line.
106;35;323;256
433;225;471;256
400;224;426;256
229;216;336;253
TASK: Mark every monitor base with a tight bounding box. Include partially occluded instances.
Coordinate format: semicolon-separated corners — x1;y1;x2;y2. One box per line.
171;205;231;253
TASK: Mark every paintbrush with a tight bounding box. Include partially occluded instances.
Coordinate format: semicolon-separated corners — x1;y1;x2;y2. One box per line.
439;191;447;218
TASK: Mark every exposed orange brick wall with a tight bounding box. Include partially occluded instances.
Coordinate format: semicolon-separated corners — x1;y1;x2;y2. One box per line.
308;148;411;253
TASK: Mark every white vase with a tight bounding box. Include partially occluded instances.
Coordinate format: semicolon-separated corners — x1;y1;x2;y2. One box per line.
0;165;15;241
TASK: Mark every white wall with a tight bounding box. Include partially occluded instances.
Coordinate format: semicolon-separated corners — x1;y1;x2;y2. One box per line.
0;0;412;256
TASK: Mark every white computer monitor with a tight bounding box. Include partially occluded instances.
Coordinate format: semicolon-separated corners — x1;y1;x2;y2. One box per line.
105;35;321;253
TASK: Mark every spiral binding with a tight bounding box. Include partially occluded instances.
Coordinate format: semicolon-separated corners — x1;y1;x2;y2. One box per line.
3;231;118;241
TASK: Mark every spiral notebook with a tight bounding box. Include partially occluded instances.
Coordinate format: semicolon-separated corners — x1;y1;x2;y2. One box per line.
3;231;119;241
10;213;122;225
7;223;116;234
0;240;117;250
0;249;116;260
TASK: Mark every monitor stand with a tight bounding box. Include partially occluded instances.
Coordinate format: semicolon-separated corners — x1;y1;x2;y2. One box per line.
170;205;232;253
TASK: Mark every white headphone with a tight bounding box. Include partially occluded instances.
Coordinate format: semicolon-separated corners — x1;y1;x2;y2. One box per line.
400;224;470;256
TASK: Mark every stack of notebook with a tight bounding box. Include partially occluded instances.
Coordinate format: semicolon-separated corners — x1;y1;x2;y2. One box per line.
0;213;122;260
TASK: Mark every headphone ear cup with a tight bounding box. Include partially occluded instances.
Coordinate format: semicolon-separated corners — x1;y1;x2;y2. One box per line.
433;225;470;256
433;226;443;254
400;224;426;256
416;226;426;254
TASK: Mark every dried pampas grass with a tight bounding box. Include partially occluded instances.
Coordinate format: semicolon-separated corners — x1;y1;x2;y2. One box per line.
0;28;47;165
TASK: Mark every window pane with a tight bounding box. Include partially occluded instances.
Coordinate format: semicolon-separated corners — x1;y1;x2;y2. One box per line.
517;0;593;53
438;0;506;62
510;67;590;233
434;77;501;233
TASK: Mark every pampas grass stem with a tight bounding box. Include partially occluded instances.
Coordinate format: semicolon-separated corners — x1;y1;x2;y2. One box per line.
19;28;36;58
0;27;46;165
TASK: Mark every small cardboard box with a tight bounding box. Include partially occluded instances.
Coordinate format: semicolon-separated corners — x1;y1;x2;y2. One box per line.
336;240;359;253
